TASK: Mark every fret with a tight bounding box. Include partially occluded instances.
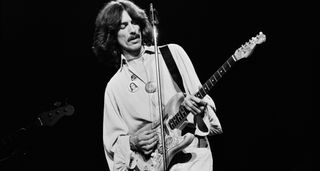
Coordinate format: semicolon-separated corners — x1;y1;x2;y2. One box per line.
231;54;237;62
195;92;202;98
202;83;210;94
214;72;221;81
207;77;214;87
221;65;226;72
222;61;231;71
218;67;225;76
212;74;218;82
226;60;232;67
217;70;222;77
209;75;217;87
227;56;236;66
204;81;212;92
205;80;214;91
198;88;206;98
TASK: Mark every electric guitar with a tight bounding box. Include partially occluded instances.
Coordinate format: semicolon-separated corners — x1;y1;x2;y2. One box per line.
0;102;75;165
134;32;266;171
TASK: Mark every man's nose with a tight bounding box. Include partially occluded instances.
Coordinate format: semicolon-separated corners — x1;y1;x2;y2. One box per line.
128;23;136;33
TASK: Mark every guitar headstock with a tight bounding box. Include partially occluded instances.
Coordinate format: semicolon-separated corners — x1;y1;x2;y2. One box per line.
38;103;75;127
233;32;266;61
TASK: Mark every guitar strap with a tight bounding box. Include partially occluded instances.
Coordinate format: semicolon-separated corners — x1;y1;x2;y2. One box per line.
159;45;185;93
160;45;198;136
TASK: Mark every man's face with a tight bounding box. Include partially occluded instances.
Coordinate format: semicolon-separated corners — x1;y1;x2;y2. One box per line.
117;10;142;54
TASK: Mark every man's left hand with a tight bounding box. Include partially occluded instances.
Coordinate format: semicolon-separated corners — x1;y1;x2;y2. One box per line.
182;94;207;117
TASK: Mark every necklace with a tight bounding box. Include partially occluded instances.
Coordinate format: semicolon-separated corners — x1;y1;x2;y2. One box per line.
127;56;157;94
129;71;156;93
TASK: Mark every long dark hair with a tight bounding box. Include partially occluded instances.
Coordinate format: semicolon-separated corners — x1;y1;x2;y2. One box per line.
92;0;153;68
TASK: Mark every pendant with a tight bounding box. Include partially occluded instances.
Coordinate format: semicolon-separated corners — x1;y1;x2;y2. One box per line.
129;82;139;93
145;81;157;93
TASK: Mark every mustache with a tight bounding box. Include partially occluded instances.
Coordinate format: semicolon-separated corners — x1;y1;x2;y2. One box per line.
128;34;140;41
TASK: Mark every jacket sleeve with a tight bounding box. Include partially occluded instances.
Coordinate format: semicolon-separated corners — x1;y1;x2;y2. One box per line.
103;85;137;170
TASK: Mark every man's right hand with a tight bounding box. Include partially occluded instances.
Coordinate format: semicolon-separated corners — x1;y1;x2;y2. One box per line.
129;129;159;155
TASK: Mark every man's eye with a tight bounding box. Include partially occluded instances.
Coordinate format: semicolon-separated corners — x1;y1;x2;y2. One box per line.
120;24;126;29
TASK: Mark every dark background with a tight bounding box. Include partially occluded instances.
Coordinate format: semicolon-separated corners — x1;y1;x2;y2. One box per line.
1;0;313;171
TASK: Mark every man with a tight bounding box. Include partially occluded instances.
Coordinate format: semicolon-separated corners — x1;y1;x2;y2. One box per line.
92;0;222;170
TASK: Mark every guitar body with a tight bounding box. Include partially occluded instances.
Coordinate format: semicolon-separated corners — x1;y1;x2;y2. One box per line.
135;93;194;171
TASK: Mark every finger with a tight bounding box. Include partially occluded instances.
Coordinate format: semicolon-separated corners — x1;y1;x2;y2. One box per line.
191;100;200;108
143;139;158;151
140;130;157;140
190;95;201;103
191;105;202;114
145;134;158;145
183;97;203;115
144;129;157;135
190;97;208;108
184;98;198;108
185;104;200;115
144;149;154;155
139;134;158;146
190;97;206;109
198;100;208;106
188;100;202;114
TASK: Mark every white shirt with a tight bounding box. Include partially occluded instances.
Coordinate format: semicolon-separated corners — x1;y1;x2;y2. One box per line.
103;44;222;171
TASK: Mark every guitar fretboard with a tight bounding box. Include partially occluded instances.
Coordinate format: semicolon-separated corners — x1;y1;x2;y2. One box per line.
168;55;237;129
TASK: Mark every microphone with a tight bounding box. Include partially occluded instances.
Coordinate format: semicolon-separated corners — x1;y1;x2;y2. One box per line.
149;3;159;25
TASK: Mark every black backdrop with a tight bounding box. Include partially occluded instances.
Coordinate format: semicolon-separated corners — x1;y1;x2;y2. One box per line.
1;0;314;171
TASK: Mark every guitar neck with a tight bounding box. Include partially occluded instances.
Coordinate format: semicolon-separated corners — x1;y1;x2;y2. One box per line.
168;55;237;130
194;55;237;99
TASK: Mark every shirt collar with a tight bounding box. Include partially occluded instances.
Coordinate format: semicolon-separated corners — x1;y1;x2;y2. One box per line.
119;45;156;70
